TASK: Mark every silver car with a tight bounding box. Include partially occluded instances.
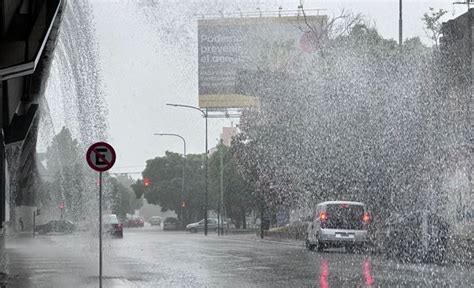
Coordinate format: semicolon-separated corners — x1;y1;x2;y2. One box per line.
149;216;161;226
305;201;370;252
186;218;219;233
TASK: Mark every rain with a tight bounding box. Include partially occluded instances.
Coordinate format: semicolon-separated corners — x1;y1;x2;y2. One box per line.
0;0;472;287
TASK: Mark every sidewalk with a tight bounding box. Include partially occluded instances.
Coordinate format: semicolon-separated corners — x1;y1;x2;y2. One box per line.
1;234;100;288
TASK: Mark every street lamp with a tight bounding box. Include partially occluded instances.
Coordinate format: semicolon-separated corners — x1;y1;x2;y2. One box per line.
166;103;209;236
154;133;187;224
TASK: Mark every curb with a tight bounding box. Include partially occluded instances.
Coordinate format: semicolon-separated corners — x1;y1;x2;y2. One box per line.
220;234;304;247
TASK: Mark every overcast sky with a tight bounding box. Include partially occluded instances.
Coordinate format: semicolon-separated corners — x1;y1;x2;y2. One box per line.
89;0;467;175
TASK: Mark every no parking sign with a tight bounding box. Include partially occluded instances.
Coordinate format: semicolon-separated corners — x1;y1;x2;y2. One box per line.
86;141;116;288
86;142;116;172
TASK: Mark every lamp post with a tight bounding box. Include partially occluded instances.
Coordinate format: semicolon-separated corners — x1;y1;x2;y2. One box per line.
154;133;187;224
166;103;209;236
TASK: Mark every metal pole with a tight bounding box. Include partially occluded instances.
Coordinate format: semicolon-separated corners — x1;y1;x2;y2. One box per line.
219;140;224;235
99;171;103;288
182;139;186;225
399;0;403;47
32;211;35;238
260;198;264;239
204;108;208;236
154;133;186;224
165;103;208;236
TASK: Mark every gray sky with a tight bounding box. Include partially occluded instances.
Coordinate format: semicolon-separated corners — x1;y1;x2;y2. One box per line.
89;0;467;175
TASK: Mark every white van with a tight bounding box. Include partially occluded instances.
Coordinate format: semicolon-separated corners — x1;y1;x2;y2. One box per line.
305;201;370;252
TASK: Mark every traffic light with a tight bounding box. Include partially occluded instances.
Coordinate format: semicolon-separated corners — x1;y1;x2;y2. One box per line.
143;177;151;187
181;201;186;208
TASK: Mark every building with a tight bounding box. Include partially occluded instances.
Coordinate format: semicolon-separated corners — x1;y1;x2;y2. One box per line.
1;0;65;237
440;9;473;248
209;123;239;156
220;123;239;147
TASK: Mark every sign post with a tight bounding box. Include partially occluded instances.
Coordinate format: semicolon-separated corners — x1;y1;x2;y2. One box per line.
59;202;64;219
86;142;116;288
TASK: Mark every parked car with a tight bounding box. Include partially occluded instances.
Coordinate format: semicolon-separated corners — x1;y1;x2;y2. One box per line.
125;216;144;228
186;218;221;233
382;210;448;263
305;201;371;252
35;219;75;235
149;216;161;226
103;214;123;238
163;217;181;231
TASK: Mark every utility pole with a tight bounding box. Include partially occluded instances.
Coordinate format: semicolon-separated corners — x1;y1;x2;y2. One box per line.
399;0;403;47
205;108;208;236
154;133;187;225
219;139;224;235
167;103;209;236
260;197;264;239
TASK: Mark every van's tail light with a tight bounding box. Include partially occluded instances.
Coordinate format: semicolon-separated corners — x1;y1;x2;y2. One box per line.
319;212;328;222
362;212;371;224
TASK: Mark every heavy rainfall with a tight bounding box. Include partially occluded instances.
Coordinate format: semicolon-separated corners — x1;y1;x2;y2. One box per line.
0;0;472;287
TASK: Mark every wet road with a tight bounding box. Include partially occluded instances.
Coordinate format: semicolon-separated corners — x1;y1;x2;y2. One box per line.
4;226;473;287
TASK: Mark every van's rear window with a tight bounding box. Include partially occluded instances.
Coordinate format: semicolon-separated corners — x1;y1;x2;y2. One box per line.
325;204;365;230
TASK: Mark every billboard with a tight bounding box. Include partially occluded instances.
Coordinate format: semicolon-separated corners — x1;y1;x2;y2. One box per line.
198;15;327;109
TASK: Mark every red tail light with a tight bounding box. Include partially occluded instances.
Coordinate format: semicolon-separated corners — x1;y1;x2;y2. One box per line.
362;212;370;223
319;212;328;221
117;224;123;229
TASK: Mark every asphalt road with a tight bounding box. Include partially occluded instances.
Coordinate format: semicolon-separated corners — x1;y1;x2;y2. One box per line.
3;226;473;287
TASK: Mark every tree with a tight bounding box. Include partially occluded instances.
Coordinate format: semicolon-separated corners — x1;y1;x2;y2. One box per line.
422;8;448;47
41;127;87;221
132;152;205;224
107;176;141;219
209;143;256;228
232;22;442;225
116;174;143;212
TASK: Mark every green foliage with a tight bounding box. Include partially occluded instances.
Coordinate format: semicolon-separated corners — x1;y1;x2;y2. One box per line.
131;179;145;199
209;144;256;228
40;127;87;221
132;147;257;227
132;151;205;224
422;8;448;47
107;176;142;219
38;128;143;222
233;23;442;221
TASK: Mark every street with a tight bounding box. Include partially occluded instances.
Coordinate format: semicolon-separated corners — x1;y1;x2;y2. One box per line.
3;226;472;287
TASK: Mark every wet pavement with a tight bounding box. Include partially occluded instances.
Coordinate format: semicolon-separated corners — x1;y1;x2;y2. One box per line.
3;226;473;287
